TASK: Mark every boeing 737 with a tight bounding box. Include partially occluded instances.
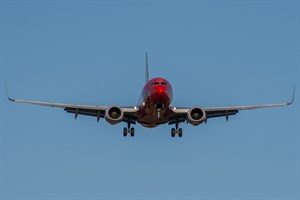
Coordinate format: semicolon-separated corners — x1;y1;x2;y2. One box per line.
8;53;295;137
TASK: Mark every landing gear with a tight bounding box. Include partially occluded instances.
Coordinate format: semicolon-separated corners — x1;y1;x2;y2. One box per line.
130;127;135;137
123;127;128;137
178;128;183;137
171;128;175;137
123;123;135;137
170;122;183;137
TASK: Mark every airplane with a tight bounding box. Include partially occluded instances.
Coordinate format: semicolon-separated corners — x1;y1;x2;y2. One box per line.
7;53;295;137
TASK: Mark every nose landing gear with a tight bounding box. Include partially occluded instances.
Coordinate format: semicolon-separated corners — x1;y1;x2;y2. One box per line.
123;123;135;137
171;122;183;137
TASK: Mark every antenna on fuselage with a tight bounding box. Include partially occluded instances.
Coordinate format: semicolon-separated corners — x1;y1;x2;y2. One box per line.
145;52;149;83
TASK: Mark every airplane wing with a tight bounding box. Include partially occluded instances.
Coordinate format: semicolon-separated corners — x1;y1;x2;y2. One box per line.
170;87;295;123
204;100;293;119
7;97;139;124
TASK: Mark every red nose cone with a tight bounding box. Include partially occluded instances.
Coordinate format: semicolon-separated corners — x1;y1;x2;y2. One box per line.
155;85;166;94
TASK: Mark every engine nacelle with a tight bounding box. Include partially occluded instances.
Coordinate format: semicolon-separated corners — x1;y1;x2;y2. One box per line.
187;107;207;126
105;106;124;125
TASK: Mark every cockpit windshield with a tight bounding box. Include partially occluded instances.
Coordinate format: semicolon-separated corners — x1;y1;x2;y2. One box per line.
151;82;167;86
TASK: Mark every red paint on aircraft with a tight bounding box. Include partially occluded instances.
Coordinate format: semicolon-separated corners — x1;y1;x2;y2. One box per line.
137;77;173;127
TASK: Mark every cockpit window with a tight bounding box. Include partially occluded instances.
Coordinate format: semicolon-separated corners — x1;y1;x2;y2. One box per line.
151;82;167;86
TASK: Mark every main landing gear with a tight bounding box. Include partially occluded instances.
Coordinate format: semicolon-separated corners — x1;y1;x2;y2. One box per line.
123;123;135;137
171;123;183;137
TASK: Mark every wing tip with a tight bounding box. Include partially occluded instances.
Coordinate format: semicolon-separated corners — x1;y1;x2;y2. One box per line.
7;96;15;102
287;85;295;105
5;83;15;102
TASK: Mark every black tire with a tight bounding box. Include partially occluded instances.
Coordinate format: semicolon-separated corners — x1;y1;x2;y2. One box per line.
130;128;135;137
171;128;175;137
178;128;183;137
123;127;128;137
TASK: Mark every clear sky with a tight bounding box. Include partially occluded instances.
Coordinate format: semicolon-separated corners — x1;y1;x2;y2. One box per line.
1;1;299;200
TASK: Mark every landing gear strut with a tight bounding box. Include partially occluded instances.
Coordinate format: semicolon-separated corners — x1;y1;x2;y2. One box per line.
123;123;135;137
171;122;183;137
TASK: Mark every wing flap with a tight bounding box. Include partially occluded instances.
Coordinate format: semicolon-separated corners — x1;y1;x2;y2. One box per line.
64;107;105;117
206;110;238;119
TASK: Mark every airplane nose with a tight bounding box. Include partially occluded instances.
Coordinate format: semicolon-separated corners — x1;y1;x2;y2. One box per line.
155;85;166;94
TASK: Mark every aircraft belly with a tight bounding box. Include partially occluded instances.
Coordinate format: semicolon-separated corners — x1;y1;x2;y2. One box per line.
138;115;169;127
137;105;170;127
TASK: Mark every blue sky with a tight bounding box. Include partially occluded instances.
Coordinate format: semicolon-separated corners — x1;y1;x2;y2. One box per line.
1;1;299;200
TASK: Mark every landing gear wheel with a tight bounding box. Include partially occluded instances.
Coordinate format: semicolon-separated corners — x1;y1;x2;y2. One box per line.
130;128;135;137
171;128;175;137
178;128;183;137
123;127;128;137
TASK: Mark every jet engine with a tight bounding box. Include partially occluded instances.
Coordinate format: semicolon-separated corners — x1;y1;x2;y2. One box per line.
105;106;124;125
187;107;207;126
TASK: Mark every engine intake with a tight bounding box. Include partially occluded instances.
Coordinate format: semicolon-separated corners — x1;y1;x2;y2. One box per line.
105;106;124;125
187;107;206;126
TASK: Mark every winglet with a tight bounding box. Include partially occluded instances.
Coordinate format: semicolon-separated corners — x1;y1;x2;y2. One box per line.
5;83;15;102
287;85;295;105
145;52;149;83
